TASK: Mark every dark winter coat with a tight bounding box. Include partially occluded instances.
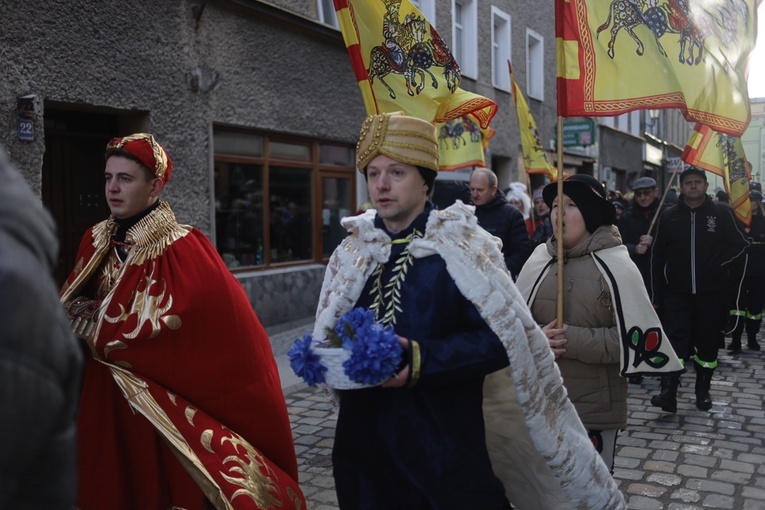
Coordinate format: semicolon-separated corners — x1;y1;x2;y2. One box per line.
650;195;748;304
618;198;664;287
0;151;83;508
473;193;531;278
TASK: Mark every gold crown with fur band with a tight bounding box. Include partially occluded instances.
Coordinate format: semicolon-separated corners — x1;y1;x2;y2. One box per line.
356;112;439;172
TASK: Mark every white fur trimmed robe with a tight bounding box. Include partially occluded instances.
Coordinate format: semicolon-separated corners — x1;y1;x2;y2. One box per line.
314;201;626;509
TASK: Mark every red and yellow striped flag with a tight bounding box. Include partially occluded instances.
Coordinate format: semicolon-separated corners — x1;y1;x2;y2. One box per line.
333;0;498;170
555;0;757;136
509;62;556;181
682;123;753;225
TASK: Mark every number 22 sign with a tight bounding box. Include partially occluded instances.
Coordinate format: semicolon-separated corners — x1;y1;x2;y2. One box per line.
18;118;34;141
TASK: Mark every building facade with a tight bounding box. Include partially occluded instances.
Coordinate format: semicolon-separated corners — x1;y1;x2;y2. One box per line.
1;0;558;334
743;97;765;185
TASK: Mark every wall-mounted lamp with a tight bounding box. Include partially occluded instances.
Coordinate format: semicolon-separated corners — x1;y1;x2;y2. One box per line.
18;94;42;118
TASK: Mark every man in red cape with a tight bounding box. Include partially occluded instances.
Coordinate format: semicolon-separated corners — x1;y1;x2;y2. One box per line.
61;133;304;509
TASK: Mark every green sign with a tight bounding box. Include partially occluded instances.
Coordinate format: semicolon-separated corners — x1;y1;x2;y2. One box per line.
560;119;595;147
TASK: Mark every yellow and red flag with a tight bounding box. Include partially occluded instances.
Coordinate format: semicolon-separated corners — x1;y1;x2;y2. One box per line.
555;0;757;136
509;62;557;181
682;123;753;225
435;116;495;171
334;0;498;170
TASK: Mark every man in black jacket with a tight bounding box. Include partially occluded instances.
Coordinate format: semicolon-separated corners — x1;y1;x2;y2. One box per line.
469;168;531;279
0;150;83;508
650;167;748;412
620;177;662;291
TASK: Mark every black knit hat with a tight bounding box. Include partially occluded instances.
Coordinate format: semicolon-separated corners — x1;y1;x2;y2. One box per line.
543;174;616;234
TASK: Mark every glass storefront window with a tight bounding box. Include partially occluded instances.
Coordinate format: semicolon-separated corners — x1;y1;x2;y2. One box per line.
322;177;351;258
213;127;355;269
215;162;264;268
269;166;313;263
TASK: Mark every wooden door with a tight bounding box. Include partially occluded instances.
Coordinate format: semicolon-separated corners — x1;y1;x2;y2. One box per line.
43;110;117;286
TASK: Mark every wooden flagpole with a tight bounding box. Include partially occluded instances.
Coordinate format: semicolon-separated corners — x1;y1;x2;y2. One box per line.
556;117;565;325
646;162;682;236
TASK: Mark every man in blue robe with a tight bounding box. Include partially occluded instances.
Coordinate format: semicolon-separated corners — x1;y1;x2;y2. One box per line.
328;112;512;509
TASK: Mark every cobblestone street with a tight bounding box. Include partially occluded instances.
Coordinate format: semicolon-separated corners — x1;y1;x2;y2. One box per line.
285;347;765;509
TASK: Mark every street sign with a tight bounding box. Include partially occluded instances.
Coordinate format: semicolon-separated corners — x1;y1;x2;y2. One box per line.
560;119;595;147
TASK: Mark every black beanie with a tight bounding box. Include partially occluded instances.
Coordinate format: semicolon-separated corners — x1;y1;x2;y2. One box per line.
543;174;616;234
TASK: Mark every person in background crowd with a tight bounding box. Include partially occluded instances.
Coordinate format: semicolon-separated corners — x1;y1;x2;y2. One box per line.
530;186;554;248
620;177;663;291
650;167;748;412
470;168;531;279
0;149;83;509
727;186;764;353
715;189;731;206
517;174;681;474
665;187;679;205
60;133;303;509
505;182;532;222
526;187;548;237
610;197;627;223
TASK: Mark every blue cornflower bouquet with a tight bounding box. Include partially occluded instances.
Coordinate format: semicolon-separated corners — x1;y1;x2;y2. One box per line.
288;307;404;389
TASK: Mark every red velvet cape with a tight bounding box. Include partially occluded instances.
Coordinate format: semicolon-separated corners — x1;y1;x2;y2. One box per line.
61;205;303;509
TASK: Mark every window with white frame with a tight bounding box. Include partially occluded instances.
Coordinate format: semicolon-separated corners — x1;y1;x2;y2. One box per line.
491;7;511;92
411;0;436;27
452;0;477;79
317;0;338;28
526;29;544;101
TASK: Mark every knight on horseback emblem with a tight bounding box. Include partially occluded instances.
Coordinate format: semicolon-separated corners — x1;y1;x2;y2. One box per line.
596;0;749;69
368;0;462;99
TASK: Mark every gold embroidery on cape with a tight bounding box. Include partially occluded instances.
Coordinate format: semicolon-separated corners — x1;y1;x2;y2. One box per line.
59;219;116;305
201;430;215;453
103;340;128;358
185;406;197;426
219;434;282;508
368;229;422;327
96;248;123;298
103;263;182;339
287;487;304;510
162;315;182;330
126;201;191;266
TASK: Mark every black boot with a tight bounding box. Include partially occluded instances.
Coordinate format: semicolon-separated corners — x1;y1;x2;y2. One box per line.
694;366;714;411
729;318;745;353
651;373;679;413
728;333;742;354
746;320;761;351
